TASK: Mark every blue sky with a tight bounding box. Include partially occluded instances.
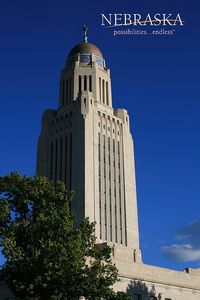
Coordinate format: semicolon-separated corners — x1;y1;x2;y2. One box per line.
0;0;200;271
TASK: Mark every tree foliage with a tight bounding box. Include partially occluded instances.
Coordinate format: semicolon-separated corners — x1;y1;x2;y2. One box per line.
0;173;130;300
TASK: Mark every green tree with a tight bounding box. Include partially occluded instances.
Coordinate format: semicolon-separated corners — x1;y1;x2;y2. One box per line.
0;173;130;300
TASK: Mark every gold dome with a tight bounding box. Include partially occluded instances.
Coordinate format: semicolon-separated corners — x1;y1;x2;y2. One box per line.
68;42;103;59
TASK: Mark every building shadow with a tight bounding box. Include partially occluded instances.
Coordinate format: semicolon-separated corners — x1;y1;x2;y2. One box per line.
127;280;162;300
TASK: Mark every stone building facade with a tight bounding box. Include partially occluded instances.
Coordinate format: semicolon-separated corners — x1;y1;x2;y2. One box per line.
36;41;141;262
36;37;200;299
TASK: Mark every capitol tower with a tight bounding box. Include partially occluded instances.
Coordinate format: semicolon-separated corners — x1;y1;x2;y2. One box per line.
36;29;200;299
37;28;141;263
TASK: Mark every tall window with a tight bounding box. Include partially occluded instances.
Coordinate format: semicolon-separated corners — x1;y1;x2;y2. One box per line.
113;138;117;242
69;77;72;102
102;79;105;104
98;133;102;239
84;75;87;91
99;77;101;101
79;75;82;92
103;135;107;240
118;141;123;244
106;81;109;105
65;79;68;104
89;75;92;92
108;137;112;241
120;136;127;245
98;133;101;162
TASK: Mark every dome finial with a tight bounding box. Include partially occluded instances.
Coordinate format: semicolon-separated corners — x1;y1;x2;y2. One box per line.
81;25;88;43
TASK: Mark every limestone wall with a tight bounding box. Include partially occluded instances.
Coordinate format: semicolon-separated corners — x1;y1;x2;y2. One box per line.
113;258;200;300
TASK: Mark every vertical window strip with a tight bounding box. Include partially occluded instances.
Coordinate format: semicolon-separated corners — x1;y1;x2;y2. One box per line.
71;77;73;102
66;79;68;104
121;131;128;246
102;79;105;104
103;135;107;240
99;77;101;101
84;75;87;91
118;141;123;244
124;182;127;246
69;77;72;102
98;136;101;161
89;75;92;92
98;133;102;239
113;138;117;243
67;78;69;103
108;137;112;241
106;81;109;105
79;75;82;92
